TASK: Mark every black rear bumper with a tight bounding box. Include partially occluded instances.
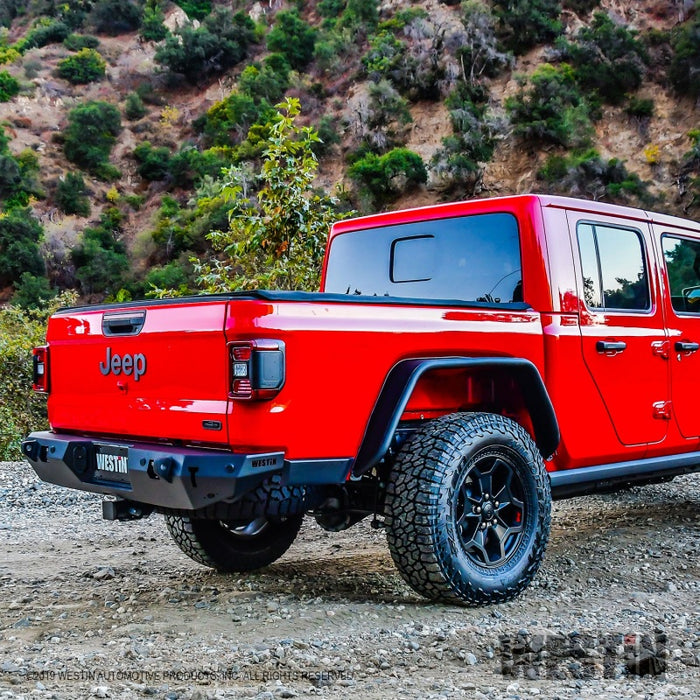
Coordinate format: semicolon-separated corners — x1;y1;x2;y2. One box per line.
22;431;287;511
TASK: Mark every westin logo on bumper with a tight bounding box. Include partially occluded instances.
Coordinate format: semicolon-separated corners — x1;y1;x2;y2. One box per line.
99;347;147;381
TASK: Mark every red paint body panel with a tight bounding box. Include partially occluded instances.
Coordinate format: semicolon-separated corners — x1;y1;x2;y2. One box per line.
47;300;231;445
40;194;700;479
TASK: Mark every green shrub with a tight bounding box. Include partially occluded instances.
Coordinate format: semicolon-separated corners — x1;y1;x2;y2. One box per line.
459;1;512;82
124;91;147;119
55;171;90;216
0;207;45;287
493;0;562;54
133;141;172;180
155;8;255;83
56;0;93;30
176;0;211;20
557;12;647;104
20;19;70;50
90;0;142;35
431;84;499;193
349;147;427;207
356;79;412;152
670;7;700;100
0;133;42;209
143;259;192;297
63;33;100;51
140;0;168;42
0;0;21;29
0;68;19;100
625;96;654;119
198;91;274;147
11;272;56;310
238;57;290;103
362;29;405;81
71;208;129;294
63;100;122;178
0;295;77;460
312;114;341;157
266;9;317;70
506;63;593;148
57;47;106;84
538;149;653;205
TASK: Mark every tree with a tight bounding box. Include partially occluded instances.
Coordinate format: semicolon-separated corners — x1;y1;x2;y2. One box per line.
155;8;254;83
493;0;562;54
55;172;91;216
90;0;142;35
63;100;121;178
670;6;700;101
505;63;593;148
195;98;351;292
0;207;45;287
266;10;317;70
557;12;647;104
140;0;168;42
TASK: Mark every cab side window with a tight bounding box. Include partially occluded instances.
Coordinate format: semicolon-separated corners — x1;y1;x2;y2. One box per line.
662;235;700;314
577;222;650;311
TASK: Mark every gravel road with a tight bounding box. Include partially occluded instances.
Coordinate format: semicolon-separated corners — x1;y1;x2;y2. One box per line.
1;461;699;700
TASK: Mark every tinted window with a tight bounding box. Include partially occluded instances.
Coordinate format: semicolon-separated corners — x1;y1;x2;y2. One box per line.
662;235;700;314
324;213;522;303
577;222;650;311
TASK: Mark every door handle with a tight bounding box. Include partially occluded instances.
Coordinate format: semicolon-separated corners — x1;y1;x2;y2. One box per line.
675;341;700;353
596;340;627;354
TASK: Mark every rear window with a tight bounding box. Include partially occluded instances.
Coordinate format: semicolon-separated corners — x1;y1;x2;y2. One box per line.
324;213;522;304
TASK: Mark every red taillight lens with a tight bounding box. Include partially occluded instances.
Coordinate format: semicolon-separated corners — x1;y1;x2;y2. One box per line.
32;346;49;393
229;340;285;400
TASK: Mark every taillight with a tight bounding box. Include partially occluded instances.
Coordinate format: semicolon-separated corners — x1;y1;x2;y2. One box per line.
32;346;49;393
229;340;285;400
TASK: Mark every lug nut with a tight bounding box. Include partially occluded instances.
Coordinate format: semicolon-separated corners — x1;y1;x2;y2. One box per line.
475;506;481;514
494;501;499;508
484;493;490;499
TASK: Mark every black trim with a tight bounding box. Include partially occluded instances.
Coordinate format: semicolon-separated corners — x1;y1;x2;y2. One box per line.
22;431;286;510
353;357;560;475
283;458;353;485
55;290;532;315
549;452;700;499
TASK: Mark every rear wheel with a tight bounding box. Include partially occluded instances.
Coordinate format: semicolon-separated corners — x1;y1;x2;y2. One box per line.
165;513;303;572
385;412;551;606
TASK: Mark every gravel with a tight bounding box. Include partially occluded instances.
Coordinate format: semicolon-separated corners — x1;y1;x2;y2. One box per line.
1;461;699;699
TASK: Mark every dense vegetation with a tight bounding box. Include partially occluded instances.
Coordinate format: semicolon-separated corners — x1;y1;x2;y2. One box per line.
0;0;699;458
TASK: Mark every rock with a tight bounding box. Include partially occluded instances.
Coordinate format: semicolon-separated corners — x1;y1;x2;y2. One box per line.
92;567;115;581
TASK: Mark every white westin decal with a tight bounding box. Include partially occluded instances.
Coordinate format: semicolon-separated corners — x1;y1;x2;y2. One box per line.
96;452;128;474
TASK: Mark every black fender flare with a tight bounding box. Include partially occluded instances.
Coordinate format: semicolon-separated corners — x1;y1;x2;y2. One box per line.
352;357;560;476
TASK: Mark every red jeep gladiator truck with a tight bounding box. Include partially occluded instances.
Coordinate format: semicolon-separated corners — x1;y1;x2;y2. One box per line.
22;194;700;606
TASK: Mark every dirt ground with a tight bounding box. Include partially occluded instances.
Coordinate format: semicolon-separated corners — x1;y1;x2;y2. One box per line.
1;462;699;699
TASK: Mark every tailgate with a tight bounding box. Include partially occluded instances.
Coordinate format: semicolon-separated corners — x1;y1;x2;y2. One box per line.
46;299;231;445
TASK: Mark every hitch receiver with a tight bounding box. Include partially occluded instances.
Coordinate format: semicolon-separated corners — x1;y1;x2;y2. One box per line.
102;499;154;521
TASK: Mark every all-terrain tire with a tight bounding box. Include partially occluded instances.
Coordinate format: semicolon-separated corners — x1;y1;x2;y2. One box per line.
384;412;551;606
165;513;303;572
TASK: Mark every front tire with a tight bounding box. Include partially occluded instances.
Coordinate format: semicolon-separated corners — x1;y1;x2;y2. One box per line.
385;412;551;606
165;513;303;572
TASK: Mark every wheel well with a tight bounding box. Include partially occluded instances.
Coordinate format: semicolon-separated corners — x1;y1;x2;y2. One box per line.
353;357;559;476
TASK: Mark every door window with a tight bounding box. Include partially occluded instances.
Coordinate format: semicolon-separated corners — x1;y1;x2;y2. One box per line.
661;235;700;314
577;223;650;311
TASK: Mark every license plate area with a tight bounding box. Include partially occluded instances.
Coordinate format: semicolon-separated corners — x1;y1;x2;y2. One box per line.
93;443;130;484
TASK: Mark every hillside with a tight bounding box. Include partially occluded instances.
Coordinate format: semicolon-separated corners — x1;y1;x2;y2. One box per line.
0;0;698;306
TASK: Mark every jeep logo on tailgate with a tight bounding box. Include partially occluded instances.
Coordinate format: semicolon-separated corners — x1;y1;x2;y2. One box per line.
99;347;147;381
